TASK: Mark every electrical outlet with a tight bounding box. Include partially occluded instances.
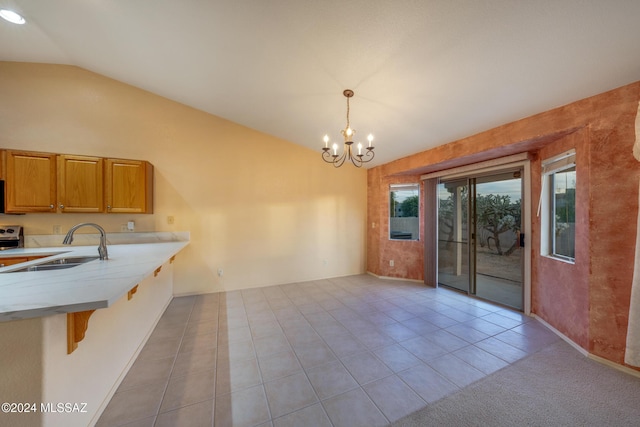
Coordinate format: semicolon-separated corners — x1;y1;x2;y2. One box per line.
127;221;135;231
217;268;223;277
390;260;394;267
53;225;62;234
167;215;175;225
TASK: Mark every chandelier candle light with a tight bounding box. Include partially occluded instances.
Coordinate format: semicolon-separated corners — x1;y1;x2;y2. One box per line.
322;89;375;167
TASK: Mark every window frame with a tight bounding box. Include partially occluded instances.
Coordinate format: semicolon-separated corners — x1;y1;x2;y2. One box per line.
389;183;420;241
539;150;576;263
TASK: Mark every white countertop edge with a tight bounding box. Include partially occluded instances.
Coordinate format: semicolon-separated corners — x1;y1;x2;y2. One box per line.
0;240;189;322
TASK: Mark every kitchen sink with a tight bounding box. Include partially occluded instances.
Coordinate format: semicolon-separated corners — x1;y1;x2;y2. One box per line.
16;263;83;272
37;256;100;266
1;256;100;273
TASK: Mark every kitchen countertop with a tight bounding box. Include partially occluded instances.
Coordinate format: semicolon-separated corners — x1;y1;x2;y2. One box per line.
0;241;189;322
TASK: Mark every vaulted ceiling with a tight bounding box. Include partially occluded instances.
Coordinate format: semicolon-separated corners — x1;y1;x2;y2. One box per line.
1;1;639;167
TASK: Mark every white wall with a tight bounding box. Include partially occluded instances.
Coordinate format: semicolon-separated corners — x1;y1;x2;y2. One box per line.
0;62;368;296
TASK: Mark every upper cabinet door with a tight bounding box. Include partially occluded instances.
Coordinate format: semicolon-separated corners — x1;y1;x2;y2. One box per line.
57;155;105;213
105;159;153;214
5;150;57;213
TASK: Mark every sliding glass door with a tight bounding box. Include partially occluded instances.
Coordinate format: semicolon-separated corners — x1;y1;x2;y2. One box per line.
474;172;523;309
437;170;524;310
437;179;472;293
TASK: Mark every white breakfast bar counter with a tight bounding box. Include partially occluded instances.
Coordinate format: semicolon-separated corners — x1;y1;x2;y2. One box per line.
0;240;189;321
0;234;190;427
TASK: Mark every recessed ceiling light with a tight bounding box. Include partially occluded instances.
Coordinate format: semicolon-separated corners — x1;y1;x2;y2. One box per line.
0;9;26;25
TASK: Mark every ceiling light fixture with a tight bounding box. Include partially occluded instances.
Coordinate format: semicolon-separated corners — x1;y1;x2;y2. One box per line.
322;89;375;168
0;9;26;25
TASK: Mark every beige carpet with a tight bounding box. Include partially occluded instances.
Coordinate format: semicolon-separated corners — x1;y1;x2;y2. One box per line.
393;340;640;427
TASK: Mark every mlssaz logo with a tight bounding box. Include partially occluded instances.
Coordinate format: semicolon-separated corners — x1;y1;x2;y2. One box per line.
40;402;88;413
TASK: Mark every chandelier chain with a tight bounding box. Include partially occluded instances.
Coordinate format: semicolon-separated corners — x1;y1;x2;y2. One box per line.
345;95;350;130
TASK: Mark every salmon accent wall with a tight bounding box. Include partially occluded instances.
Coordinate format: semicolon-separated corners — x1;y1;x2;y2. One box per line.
367;169;424;280
587;99;639;363
533;129;590;350
368;81;640;369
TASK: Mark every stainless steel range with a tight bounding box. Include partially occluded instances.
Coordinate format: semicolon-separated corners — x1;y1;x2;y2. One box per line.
0;225;24;250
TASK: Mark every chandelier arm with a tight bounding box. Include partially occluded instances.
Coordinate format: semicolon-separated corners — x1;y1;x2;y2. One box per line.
359;148;375;163
321;149;336;163
333;149;347;167
345;143;365;168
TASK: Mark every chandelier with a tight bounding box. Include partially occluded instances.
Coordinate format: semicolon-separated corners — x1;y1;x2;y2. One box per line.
322;89;375;167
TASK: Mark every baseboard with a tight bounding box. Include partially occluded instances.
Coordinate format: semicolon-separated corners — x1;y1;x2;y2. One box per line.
533;315;589;356
533;314;640;379
173;272;370;297
588;353;640;379
366;271;425;284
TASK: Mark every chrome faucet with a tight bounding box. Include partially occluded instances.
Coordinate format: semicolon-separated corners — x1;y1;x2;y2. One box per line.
63;223;109;260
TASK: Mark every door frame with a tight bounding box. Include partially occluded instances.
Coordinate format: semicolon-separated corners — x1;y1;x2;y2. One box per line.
422;153;532;314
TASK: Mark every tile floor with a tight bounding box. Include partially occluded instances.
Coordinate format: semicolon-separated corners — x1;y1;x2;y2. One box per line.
97;275;559;427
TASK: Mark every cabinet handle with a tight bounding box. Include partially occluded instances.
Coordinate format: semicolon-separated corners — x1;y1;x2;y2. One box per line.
50;204;54;209
59;204;65;209
107;205;111;210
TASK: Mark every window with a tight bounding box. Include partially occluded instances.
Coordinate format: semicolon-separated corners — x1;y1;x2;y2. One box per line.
390;184;419;240
540;150;576;262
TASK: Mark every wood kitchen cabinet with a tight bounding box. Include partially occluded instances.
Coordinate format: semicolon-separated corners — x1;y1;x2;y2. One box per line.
57;155;104;213
1;150;153;214
0;255;46;267
105;158;153;213
0;257;28;267
4;150;57;213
